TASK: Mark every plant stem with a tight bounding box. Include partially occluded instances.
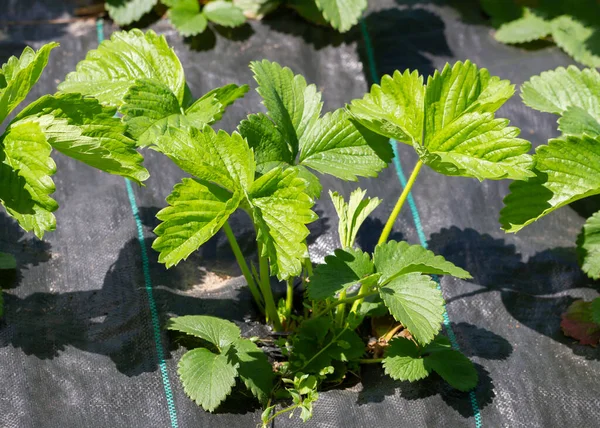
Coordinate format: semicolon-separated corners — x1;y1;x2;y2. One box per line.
300;328;348;371
335;290;347;328
303;255;313;277
257;241;283;332
262;403;301;427
222;221;264;313
312;290;379;319
285;278;294;320
378;159;424;245
358;358;384;364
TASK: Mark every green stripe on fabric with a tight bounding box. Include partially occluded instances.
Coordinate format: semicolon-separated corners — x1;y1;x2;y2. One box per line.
96;19;180;428
358;17;483;428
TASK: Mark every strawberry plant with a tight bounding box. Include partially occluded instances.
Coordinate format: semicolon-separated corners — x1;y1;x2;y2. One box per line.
104;0;368;36
500;65;600;344
481;0;600;67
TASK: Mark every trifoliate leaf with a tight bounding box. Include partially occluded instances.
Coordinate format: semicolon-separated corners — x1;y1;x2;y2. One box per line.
383;337;429;382
59;30;185;107
168;0;208;36
105;0;158;26
577;210;600;279
204;1;247;27
229;338;274;403
153;179;243;268
0;120;56;238
374;240;471;284
177;348;238;412
349;61;533;181
249;167;317;280
14;93;148;184
251;60;322;157
423;337;478;391
379;273;444;345
167;315;241;348
308;248;374;301
314;0;366;32
0;253;16;270
560;300;600;346
552;16;600;69
0;43;57;124
495;9;552;44
500;135;600;232
520;66;600;136
330;188;381;249
155;126;255;192
299;109;392;181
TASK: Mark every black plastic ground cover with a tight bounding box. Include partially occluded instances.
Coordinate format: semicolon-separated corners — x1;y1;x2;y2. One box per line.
1;1;599;427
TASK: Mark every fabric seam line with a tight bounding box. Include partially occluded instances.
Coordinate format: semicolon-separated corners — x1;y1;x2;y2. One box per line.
96;19;180;428
358;17;483;428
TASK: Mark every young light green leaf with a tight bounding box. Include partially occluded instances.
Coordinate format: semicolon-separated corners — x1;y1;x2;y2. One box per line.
0;252;16;270
251;60;322;156
307;248;374;301
197;83;249;122
59;29;185;107
155;126;255;192
383;337;429;382
379;273;445;345
204;1;247;27
167;315;241;348
495;9;552;44
168;0;208;36
233;0;280;19
153;179;243;268
577;210;600;279
229;338;274;403
15;93;148;184
374;240;471;284
0;43;57;124
423;337;478;391
105;0;158;26
552;16;600;69
501;135;600;233
314;0;366;32
330;188;381;249
0;120;57;238
178;348;238;412
349;61;532;181
249;167;317;280
520;66;600;136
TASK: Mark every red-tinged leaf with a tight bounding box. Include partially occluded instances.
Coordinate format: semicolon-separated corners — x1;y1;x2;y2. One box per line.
560;300;600;346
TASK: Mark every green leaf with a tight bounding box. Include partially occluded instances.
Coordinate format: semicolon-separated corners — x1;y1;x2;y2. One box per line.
251;60;322;157
288;0;328;26
153;179;242;268
155;126;255;192
383;337;429;382
325;328;365;362
249;167;317;280
169;0;208;37
15;93;148;184
577;210;600;279
167;315;241;348
592;298;600;325
0;43;57;124
495;9;552;44
330;188;381;249
552;16;600;68
560;299;600;346
105;0;158;26
501;135;600;232
238;113;293;171
0;253;16;270
379;273;445;345
520;66;600;136
233;0;280;19
177;348;238;412
59;30;185;107
314;0;366;32
350;61;532;181
204;1;247;27
229;338;274;403
308;248;374;301
0;120;57;238
423;337;478;391
374;240;471;284
299;109;392;181
198;83;249;122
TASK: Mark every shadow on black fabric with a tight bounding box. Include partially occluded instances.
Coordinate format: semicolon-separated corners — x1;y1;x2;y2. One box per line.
359;8;453;85
356;217;404;254
185;23;255;52
428;227;600;361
